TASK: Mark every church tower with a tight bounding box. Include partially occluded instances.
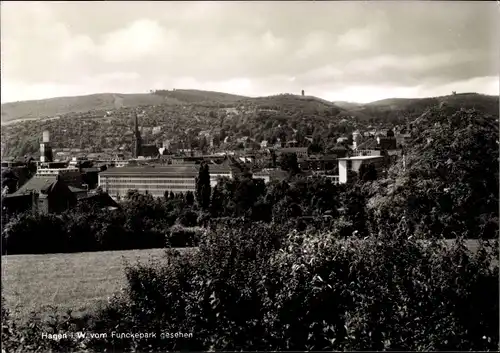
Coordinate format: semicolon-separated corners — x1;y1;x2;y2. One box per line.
40;130;53;162
134;113;142;158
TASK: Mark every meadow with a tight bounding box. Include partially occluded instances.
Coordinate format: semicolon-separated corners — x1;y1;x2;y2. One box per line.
1;248;192;322
1;239;488;324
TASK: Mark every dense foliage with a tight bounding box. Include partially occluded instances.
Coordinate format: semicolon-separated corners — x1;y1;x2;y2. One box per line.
2;103;499;351
3;225;498;351
3;92;496;158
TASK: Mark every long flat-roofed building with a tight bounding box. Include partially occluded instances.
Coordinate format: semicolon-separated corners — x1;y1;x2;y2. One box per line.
98;165;199;199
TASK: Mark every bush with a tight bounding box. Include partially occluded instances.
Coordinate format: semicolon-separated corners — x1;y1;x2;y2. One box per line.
177;210;198;227
64;224;498;351
166;225;204;248
2;212;67;254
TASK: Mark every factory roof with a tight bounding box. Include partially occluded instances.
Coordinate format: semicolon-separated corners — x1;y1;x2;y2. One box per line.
99;165;199;177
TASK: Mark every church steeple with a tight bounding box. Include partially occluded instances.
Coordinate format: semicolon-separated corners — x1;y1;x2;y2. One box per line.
134;113;142;158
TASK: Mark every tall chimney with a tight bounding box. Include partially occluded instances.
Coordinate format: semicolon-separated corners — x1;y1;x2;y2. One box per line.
301;90;305;96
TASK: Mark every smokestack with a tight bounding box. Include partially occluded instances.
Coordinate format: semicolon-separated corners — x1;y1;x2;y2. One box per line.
43;130;50;143
301;90;305;96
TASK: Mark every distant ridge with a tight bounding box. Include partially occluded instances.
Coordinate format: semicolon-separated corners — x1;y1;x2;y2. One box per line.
2;90;498;124
1;90;249;123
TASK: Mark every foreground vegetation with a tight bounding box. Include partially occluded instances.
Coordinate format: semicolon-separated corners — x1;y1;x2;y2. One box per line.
1;248;189;322
1;104;498;351
0;239;486;324
2;223;498;351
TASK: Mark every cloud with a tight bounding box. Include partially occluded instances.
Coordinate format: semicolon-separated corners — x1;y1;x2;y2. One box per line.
1;1;498;103
100;19;179;63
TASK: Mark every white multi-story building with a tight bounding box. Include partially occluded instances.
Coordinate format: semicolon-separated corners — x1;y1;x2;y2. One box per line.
337;155;385;184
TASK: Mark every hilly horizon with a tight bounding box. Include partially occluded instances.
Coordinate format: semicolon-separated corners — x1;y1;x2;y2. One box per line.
1;89;498;124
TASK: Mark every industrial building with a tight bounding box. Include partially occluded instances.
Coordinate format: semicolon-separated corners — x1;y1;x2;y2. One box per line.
98;164;234;199
98;165;199;199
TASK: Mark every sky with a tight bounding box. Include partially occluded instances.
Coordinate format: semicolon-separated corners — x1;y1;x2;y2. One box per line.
1;1;499;104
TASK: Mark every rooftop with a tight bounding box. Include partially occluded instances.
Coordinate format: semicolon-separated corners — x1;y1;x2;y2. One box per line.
99;165;199;177
14;175;87;195
14;176;58;195
338;155;385;161
355;138;379;150
278;147;308;152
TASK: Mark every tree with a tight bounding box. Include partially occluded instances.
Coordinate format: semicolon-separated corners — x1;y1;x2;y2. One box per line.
196;162;211;210
359;162;377;182
199;136;208;153
186;190;195;206
371;107;499;239
279;153;300;176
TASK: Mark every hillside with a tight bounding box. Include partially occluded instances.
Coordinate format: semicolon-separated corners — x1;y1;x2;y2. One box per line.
366;93;499;115
333;101;364;109
1;93;184;123
240;94;338;112
154;89;248;103
1;90;249;124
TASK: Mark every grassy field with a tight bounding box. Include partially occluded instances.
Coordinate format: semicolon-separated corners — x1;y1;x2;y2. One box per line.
1;240;494;323
1;248;192;322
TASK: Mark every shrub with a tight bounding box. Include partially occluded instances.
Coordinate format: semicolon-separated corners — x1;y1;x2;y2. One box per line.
166;225;204;248
177;210;198;227
2;212;67;254
74;225;499;351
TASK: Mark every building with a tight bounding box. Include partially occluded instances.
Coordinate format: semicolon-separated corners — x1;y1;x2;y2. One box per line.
252;168;288;183
140;144;160;158
81;167;102;189
354;135;398;154
10;175;79;214
98;165;199;199
14;174;87;199
39;130;53;162
208;165;233;187
35;162;84;188
337;155;385;184
352;130;362;150
36;176;78;214
377;136;398;151
253;170;271;183
307;174;340;185
276;147;308;159
300;155;338;172
68;156;89;168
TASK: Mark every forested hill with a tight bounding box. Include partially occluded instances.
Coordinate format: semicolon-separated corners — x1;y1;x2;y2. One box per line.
1;90;250;123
